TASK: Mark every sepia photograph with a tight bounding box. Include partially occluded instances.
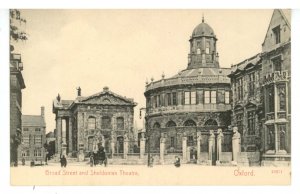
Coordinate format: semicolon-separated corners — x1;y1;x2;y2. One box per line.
9;9;291;185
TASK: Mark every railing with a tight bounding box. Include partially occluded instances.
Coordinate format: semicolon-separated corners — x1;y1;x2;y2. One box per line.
146;75;230;91
263;71;289;85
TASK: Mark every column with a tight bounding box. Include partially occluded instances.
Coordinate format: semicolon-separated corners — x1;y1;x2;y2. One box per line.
68;118;73;155
56;117;62;154
216;129;223;165
123;134;128;159
111;135;115;158
140;133;146;159
182;134;187;163
208;130;215;166
61;119;67;156
160;133;166;164
274;84;279;153
197;131;201;164
232;127;241;165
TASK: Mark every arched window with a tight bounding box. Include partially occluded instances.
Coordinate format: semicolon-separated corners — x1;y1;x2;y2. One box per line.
101;116;111;129
153;122;161;129
166;120;177;128
116;117;124;130
204;119;218;127
183;120;196;127
88;117;96;130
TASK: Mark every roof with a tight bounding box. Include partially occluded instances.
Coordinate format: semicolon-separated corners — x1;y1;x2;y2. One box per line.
53;87;137;111
229;53;261;77
172;67;231;78
22;115;46;127
191;20;215;38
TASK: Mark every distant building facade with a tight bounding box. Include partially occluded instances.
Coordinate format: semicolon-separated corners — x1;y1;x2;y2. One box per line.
144;17;232;164
52;87;137;159
19;107;46;162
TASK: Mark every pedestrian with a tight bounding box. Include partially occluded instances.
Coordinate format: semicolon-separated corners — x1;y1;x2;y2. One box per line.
90;152;94;167
60;155;67;167
174;156;180;167
21;157;25;166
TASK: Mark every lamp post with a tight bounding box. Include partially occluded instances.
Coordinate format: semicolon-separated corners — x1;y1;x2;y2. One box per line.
140;107;151;167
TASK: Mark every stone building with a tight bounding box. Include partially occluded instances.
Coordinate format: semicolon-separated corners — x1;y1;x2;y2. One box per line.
144;17;232;165
260;9;291;165
18;107;46;163
52;87;137;160
229;9;291;165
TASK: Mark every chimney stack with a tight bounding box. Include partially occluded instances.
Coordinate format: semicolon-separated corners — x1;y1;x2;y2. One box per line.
41;106;45;118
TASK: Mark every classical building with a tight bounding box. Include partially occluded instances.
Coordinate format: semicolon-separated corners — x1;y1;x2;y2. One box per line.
229;9;291;165
52;87;137;160
18;107;46;162
144;17;232;165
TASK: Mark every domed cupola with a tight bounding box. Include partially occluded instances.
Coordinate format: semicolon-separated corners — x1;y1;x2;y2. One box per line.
187;16;219;69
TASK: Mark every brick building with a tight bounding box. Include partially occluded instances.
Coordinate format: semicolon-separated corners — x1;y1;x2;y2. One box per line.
52;87;137;160
19;107;46;163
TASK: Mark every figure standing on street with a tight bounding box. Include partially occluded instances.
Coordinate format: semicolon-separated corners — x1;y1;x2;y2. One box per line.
174;156;180;167
60;155;67;167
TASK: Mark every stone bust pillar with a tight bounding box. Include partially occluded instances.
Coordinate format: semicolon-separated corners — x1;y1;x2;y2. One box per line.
232;126;241;165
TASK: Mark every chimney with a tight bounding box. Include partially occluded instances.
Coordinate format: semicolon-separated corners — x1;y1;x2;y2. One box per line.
41;106;45;118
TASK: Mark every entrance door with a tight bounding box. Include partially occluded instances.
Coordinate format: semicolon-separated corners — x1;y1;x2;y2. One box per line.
117;137;124;153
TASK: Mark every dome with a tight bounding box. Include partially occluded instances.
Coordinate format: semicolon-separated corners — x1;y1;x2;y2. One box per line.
191;20;215;38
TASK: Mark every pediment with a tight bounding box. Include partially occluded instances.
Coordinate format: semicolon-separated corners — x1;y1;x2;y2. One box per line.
80;92;136;106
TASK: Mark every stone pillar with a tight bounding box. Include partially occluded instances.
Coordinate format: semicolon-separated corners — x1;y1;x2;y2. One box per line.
182;134;187;163
160;133;166;164
61;119;67;156
232;127;241;165
68;118;73;155
274;85;279;154
56;117;62;154
140;133;146;159
197;131;201;164
110;133;115;158
216;128;223;165
208;130;215;166
123;133;128;159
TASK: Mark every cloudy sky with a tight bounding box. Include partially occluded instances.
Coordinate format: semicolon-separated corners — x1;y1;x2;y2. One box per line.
14;9;273;132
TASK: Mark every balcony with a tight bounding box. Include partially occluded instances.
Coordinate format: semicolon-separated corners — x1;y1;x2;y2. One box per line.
263;71;289;85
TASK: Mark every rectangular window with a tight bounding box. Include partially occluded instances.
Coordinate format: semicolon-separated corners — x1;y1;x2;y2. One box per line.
237;78;243;100
273;57;282;72
157;95;161;107
188;136;194;146
273;26;281;44
34;135;42;145
225;91;230;104
116;117;124;130
206;47;210;54
211;91;216;104
23;136;29;145
167;93;171;106
170;137;175;147
191;91;196;104
35;128;41;132
172;92;177;105
88;117;96;129
153;96;156;108
23;128;29;132
247;111;255;135
204;91;210;104
34;149;42;157
184;92;190;105
236;112;243;134
268;86;275;112
248;73;255;97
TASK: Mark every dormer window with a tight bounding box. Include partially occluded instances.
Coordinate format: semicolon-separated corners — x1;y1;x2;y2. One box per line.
273;25;281;44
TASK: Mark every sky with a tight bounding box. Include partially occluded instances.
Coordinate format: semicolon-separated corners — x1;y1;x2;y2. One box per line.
13;9;274;133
